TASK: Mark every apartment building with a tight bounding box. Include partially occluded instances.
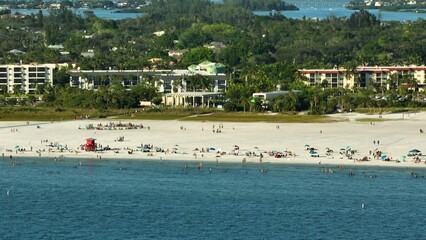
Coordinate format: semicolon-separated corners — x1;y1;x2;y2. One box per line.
298;65;426;90
0;63;66;94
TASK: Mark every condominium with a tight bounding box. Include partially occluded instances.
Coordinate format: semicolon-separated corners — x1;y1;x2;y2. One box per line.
298;65;426;90
0;63;67;94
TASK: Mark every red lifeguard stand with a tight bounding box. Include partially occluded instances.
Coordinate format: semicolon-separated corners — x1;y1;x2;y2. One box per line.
85;138;97;151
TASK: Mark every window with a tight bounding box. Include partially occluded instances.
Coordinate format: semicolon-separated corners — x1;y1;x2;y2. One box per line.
309;74;315;85
331;74;338;88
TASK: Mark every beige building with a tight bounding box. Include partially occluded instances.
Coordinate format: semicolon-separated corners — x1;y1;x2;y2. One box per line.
0;63;67;94
298;65;426;90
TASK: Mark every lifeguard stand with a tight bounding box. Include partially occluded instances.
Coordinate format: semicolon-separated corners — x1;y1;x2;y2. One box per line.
85;138;97;151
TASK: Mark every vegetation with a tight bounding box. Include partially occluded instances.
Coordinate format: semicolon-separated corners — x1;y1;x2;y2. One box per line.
223;0;298;11
0;106;338;123
0;0;425;118
0;107;129;121
179;112;340;123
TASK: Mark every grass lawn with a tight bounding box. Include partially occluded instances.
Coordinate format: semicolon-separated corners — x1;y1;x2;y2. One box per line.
119;111;343;123
0;107;129;121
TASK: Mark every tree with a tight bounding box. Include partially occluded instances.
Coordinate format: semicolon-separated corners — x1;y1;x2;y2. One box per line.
131;82;160;102
53;67;70;86
273;91;298;112
348;10;380;28
13;85;22;97
172;78;183;93
181;47;215;66
186;74;213;92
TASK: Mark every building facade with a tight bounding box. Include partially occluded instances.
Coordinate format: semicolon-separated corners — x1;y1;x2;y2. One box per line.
68;69;227;107
298;65;426;90
0;63;67;94
69;69;227;92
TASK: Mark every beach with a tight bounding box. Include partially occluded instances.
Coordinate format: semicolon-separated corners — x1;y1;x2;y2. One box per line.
0;112;425;168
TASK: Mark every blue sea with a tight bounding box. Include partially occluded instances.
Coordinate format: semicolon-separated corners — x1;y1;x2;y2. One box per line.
1;157;426;239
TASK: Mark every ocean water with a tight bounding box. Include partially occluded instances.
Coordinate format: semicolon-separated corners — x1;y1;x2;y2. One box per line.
1;157;426;239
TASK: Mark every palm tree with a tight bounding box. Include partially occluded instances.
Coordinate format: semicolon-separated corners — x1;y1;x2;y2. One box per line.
386;73;398;91
172;78;183;93
186;74;211;92
101;74;110;87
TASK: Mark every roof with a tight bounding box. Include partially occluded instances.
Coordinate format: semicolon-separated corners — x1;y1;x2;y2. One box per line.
47;44;64;50
8;49;26;55
299;69;343;74
164;92;225;98
81;52;94;58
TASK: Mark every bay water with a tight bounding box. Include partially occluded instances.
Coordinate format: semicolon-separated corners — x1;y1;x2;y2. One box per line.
1;157;426;239
11;6;426;21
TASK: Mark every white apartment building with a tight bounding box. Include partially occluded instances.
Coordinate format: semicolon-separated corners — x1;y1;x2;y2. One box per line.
298;65;426;90
0;63;67;94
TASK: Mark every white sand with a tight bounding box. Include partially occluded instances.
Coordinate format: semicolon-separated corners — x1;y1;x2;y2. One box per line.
0;112;425;168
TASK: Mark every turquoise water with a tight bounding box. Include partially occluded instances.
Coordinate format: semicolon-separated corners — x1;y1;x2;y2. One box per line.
11;7;426;21
1;157;426;239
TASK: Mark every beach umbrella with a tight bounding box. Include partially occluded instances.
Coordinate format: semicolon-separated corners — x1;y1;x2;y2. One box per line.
209;147;215;151
409;149;421;153
14;145;19;148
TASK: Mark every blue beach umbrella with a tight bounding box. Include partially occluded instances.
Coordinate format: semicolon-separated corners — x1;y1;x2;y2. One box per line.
409;149;421;153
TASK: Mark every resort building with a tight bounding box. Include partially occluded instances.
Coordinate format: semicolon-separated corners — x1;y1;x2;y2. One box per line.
0;63;67;94
68;68;227;107
298;65;426;90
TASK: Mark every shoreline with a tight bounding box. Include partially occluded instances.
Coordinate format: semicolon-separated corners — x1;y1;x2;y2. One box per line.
1;112;425;169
